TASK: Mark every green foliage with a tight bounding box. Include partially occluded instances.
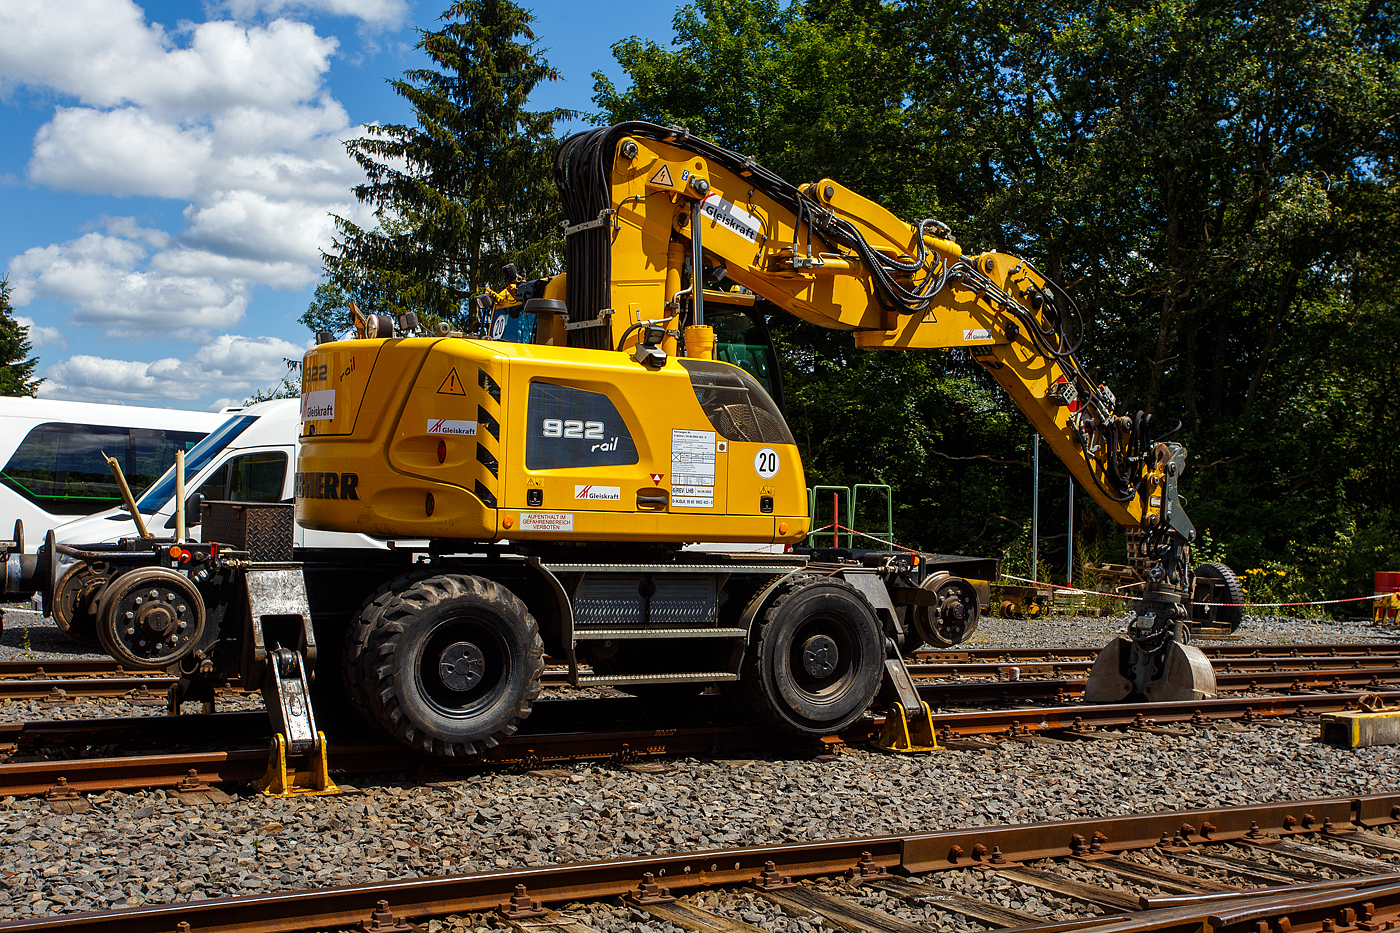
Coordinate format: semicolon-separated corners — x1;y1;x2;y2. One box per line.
597;0;1400;601
300;283;356;339
322;0;572;334
0;278;40;397
243;359;302;406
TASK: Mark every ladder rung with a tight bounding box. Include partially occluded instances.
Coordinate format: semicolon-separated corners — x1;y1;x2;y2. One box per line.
575;672;740;686
573;628;747;640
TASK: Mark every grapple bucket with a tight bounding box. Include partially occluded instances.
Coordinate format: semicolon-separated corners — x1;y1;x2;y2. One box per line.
1084;635;1217;703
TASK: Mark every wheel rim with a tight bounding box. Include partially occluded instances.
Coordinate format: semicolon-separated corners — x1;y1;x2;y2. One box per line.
936;587;971;642
99;569;204;667
415;615;511;719
782;611;860;705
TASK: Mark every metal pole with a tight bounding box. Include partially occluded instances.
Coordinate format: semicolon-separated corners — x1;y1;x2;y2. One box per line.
1066;478;1075;586
175;449;186;543
692;200;704;327
1031;436;1039;583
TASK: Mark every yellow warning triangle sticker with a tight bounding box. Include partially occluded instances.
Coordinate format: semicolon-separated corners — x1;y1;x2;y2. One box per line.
437;367;466;396
649;164;674;187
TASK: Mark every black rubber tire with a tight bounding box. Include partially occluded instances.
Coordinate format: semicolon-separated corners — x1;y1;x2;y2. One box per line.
341;569;435;742
1192;562;1245;631
910;575;981;648
356;573;543;757
732;576;883;735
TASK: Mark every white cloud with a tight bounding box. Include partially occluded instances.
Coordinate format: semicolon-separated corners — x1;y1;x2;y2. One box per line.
1;1;379;338
0;7;339;116
14;316;66;350
8;232;250;338
37;333;309;404
30;107;212;199
221;0;408;27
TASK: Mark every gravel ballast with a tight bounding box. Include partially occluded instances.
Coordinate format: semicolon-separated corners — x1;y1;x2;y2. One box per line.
2;604;1399;924
2;719;1398;921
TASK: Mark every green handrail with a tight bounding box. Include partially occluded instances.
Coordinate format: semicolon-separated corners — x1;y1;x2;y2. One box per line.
852;483;893;547
807;485;852;548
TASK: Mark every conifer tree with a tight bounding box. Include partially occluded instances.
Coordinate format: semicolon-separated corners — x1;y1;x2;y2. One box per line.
0;278;40;397
323;0;570;334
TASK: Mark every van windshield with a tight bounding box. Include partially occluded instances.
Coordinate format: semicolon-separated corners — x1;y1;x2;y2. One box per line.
133;415;258;513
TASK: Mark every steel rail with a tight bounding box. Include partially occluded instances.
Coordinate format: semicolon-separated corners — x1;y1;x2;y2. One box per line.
5;646;1395;688
906;656;1400;678
0;676;176;700
3;688;1395;797
1;794;1395;933
0;658;1385;700
913;643;1400;662
0;660;142;678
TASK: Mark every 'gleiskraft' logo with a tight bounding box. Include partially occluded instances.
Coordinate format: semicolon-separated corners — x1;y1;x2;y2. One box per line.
427;419;478;436
574;484;621;501
302;389;335;421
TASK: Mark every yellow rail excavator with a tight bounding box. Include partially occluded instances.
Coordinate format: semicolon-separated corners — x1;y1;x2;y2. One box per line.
5;123;1240;771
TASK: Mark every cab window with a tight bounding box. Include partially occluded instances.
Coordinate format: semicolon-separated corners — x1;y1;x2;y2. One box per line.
707;308;785;411
678;359;795;445
197;451;289;503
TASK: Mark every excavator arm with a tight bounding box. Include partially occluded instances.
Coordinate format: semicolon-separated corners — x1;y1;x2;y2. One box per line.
525;122;1217;701
551;125;1186;540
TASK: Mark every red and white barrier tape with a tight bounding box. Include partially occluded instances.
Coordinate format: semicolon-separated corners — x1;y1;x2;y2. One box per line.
803;526;1394;610
998;572;1393;609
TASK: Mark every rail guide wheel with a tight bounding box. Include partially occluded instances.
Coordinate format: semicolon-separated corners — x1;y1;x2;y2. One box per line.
53;561;116;645
95;567;205;669
351;572;544;758
910;573;981;648
732;576;884;735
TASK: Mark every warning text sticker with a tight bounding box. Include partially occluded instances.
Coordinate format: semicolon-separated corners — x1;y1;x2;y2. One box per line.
519;512;574;533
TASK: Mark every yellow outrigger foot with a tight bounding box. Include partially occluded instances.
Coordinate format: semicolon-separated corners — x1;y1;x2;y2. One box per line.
253;732;340;797
874;701;942;753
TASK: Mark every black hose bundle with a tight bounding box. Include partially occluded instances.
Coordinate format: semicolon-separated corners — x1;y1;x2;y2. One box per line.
555;122;1152;501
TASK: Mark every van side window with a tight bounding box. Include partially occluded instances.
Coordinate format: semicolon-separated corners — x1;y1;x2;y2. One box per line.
197;452;289;504
1;423;204;515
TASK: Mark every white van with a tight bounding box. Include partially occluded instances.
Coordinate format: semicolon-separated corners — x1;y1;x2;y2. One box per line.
0;398;224;552
48;397;389;550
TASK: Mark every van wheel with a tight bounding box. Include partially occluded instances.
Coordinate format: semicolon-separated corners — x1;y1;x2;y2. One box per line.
731;577;883;735
356;573;543;757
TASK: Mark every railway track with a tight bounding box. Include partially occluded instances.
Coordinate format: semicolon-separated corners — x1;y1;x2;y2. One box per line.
3;642;1398;700
2;685;1394;798
4;793;1399;932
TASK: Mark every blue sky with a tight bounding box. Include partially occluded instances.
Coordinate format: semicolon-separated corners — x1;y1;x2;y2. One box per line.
0;0;685;410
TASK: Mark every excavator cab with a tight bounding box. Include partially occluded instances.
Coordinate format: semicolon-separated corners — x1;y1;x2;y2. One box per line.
705;299;785;412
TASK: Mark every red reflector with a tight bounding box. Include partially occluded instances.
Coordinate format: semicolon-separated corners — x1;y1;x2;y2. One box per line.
437;439;446;463
179;551;191;563
425;492;435;517
210;542;219;559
